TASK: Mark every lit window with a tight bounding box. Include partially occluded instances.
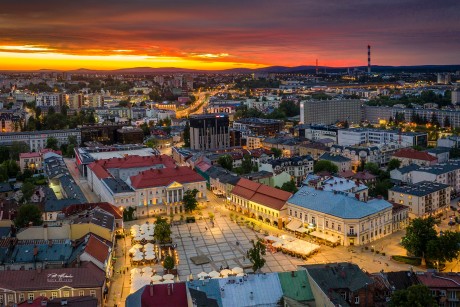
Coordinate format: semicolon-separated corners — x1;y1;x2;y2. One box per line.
51;292;58;299
28;293;34;300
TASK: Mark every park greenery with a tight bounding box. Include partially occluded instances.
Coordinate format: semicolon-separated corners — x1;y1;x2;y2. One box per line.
277;179;298;194
246;237;266;273
313;160;338;174
14;204;43;228
154;216;172;244
271;147;282;158
389;284;436;307
401;217;460;265
163;255;175;271
183;189;199;213
217;154;233;171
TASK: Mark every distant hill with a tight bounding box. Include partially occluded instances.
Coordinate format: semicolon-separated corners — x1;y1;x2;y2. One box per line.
1;64;459;74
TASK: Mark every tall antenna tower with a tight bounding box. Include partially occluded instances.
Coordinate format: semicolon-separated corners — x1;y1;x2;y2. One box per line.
316;59;319;75
367;45;371;74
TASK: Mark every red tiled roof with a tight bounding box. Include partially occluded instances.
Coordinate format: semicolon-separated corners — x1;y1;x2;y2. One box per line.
417;272;460;288
195;161;212;173
0;262;105;291
393;148;437;162
140;283;188;307
19;152;41;159
95;154;175;169
84;234;111;264
62;202;122;219
338;170;355;178
352;171;377;180
129;166;205;189
231;178;292;210
88;162;110;179
40;148;62;156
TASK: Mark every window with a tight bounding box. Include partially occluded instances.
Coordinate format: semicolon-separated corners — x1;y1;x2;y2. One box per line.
440;290;446;297
349;226;355;234
51;292;58;299
355;296;360;304
326;221;329;228
0;295;3;304
40;293;46;298
332;222;335;229
338;225;341;232
63;291;70;297
340;292;346;300
79;291;85;296
28;293;34;300
90;290;96;297
19;293;25;302
8;294;14;303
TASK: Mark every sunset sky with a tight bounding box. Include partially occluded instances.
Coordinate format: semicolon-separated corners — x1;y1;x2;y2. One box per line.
1;0;459;70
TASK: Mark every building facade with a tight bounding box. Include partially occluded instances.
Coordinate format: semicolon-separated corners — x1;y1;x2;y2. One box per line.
300;99;362;125
189;114;230;151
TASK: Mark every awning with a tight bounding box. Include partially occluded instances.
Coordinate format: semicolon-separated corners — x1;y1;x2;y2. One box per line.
286;219;302;231
310;231;341;244
296;227;309;233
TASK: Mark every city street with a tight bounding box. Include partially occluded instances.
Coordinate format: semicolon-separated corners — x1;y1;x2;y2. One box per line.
63;158;100;203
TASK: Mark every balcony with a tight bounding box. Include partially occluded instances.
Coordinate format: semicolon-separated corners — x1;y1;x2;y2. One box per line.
347;233;357;237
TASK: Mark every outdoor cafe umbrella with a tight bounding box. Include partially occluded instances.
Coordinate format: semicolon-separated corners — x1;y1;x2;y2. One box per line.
132;243;143;249
163;274;175;280
144;243;154;249
144;235;154;241
132;254;143;262
129;247;140;254
220;269;232;277
236;273;246;277
142;267;153;273
151;275;163;282
145;254;156;261
131;268;141;274
208;271;220;278
232;267;243;274
197;272;209;279
163;280;174;284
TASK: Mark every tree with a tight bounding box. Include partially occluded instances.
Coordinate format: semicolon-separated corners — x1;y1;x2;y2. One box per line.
426;231;460;264
2;160;20;178
280;179;298;193
21;182;36;203
387;159;401;171
145;138;158;149
401;217;438;259
9;141;29;160
271;148;282;159
0;147;9;164
314;160;338;174
364;162;380;175
163;255;175;271
390;284;436;307
183;189;199;213
46;137;59;150
369;179;393;198
154;216;172;244
217;155;233;171
241;154;254;174
183;121;190;147
246;237;266;273
14;204;43;228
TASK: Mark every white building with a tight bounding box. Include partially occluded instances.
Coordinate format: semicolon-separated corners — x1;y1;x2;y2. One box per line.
36;93;64;107
389;181;450;218
0;129;81;152
338;128;427;148
286;186;393;246
410;162;460;193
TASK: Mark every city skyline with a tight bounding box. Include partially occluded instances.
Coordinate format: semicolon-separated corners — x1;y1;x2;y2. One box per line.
0;0;459;70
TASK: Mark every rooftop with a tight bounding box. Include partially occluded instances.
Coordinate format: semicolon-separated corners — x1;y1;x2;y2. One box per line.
288;186;392;219
393;148;438;162
277;270;315;303
103;177;135;194
71;207;115;231
231;178;292;211
413;161;460;175
416;272;460;288
394;163;420;174
390;181;450;197
84;234;111;264
0;262;105;291
126;283;189;307
319;152;351;163
129;166;205;189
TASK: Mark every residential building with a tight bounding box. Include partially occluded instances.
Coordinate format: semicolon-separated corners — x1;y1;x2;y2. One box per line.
246;135;264;150
87;94;104;108
338;128;428;148
299;142;329;160
259;155;313;185
416;272;460;305
230;178;292;227
300;99;362;125
297;124;340;143
126;283;189;307
0;262;106;306
304;175;369;201
0;129;81;152
389;181;450;218
392;203;409;231
0;111;24;132
19;148;62;172
424;147;450;163
287;186;393;246
319;152;352;173
19;296;98;307
389;164;420;184
304;263;375;306
392;148;438;166
36;93;64;107
410;162;460;193
189;114;230;151
67;93;83;110
261;137;303;157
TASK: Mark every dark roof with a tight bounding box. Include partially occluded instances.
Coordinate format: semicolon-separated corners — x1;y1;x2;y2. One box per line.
385;271;419;291
102;177;134;193
395;163;420;174
242;171;273;181
71;208;115;231
319;152;351;162
19;296;98;307
44;198;81;212
0;182;13;193
188;288;219;307
390;181;450;197
138;283;188;307
0;262;105;291
424;147;451;155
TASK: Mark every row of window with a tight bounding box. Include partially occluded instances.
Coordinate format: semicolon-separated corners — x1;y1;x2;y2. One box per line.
0;290;96;304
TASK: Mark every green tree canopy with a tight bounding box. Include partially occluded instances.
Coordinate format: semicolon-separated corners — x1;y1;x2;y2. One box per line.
364;162;380;175
280;179;298;194
21;182;36;203
154;216;172;244
390;284;436;307
217;155;233;171
271;147;282;159
145;138;158;149
9;141;29;160
14;204;43;228
427;230;460;264
163;255;175;270
246;238;266;273
46;137;59;150
387;159;401;171
401;217;438;259
183;189;199;213
314;160;338;174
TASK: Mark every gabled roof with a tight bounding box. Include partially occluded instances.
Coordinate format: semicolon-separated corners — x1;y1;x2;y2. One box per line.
393;148;437;161
319;152;351;162
84;234;111;264
127;283;189;307
231;178;292;211
94;154;175;169
129;166;205;189
417;272;460;288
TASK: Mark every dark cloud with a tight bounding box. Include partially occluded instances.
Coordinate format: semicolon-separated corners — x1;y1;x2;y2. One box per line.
0;0;458;66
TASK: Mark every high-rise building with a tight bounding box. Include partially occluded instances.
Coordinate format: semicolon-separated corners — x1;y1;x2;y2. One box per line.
67;93;83;109
452;88;460;105
189;114;230;151
300;99;362;125
88;94;104;108
36;93;64;107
